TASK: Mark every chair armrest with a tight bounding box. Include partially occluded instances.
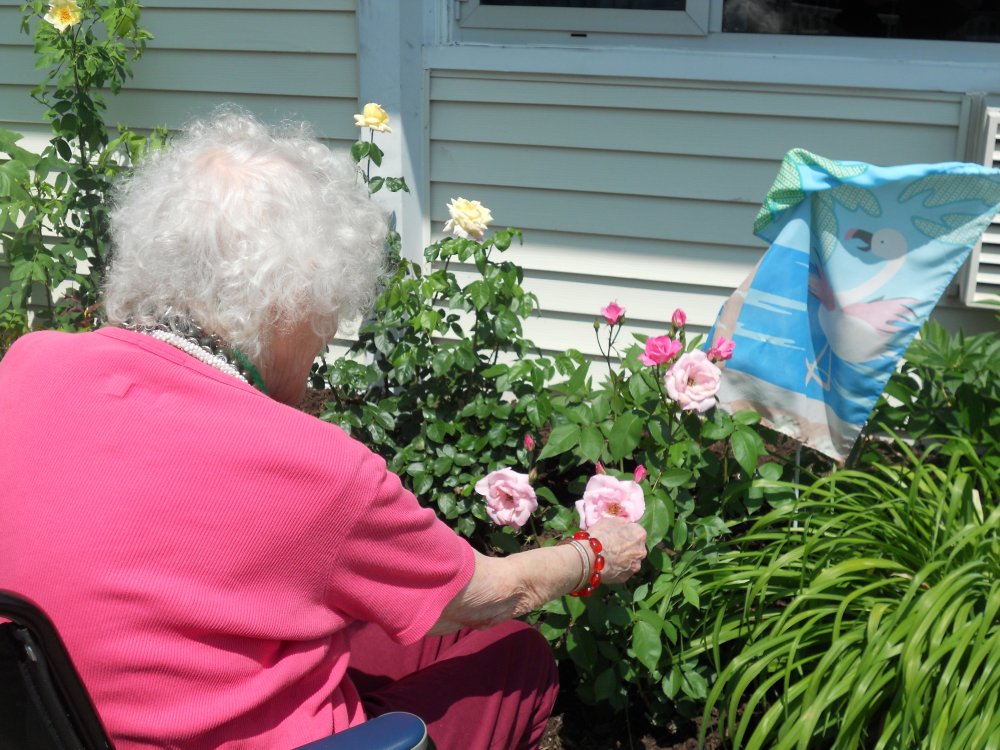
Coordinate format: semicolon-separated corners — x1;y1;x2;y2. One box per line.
292;712;428;750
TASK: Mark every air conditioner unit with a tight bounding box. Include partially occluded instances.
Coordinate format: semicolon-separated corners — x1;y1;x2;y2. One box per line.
961;106;1000;307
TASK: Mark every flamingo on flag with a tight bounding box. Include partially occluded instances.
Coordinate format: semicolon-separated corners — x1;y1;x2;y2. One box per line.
708;149;1000;461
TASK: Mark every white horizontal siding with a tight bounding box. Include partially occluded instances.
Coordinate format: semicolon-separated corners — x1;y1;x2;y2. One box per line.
428;70;969;357
0;1;360;146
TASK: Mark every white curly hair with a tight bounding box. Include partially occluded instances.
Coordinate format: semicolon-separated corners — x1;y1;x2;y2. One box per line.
103;108;388;361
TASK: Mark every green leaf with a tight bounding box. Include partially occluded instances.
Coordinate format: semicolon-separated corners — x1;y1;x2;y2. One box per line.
643;491;673;546
55;138;73;161
672;520;688;549
733;409;762;426
593;667;618;701
731;425;764;475
658;467;692;488
679;578;700;608
701;410;734;441
350;141;370;163
538;423;581;460
368;176;384;193
411;473;433;496
578;425;604;463
368;142;384;167
436;492;456;517
607;412;643;462
565;360;590;395
757;462;782;481
385;176;409;193
632;619;662;672
662;667;682;699
566;625;598;670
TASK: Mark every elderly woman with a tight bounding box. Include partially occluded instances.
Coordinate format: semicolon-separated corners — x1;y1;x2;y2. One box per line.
0;111;647;750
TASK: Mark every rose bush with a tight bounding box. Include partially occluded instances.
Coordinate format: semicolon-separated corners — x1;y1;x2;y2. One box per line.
321;112;796;727
1;0;158;354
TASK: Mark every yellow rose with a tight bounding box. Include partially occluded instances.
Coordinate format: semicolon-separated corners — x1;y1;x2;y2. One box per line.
44;0;82;32
353;103;391;133
443;197;494;241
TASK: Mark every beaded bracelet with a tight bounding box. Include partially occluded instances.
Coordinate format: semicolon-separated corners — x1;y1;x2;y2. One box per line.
558;531;605;598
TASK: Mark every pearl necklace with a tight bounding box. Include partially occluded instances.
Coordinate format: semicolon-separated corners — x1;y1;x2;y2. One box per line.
141;328;249;385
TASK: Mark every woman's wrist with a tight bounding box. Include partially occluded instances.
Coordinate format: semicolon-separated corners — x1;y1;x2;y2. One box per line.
558;538;592;591
557;532;604;597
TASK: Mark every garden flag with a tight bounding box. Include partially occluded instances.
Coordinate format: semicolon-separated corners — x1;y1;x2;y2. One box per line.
709;148;1000;461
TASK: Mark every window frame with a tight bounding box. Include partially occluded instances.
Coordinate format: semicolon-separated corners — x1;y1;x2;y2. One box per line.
455;0;710;38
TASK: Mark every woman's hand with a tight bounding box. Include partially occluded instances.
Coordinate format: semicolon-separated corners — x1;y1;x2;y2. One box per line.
586;517;647;585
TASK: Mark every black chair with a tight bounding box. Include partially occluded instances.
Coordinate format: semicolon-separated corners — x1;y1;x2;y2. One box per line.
0;590;429;750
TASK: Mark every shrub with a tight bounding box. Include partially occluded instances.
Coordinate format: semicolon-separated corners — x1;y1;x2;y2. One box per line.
322;115;794;723
868;316;1000;462
0;0;159;355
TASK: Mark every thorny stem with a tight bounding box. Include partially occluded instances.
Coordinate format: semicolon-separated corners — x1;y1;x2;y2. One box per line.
69;25;104;293
366;130;374;186
528;516;541;547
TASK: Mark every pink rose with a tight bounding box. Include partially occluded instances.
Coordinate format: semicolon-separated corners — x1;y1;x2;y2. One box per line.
595;461;606;475
601;300;625;325
708;336;735;362
671;308;687;328
575;475;646;531
639;336;682;366
664;350;722;413
523;434;535;451
633;464;648;483
475;468;538;529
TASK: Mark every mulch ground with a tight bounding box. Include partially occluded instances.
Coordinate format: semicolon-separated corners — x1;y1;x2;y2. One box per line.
538;693;724;750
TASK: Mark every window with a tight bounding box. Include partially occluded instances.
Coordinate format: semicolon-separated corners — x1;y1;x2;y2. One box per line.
481;1;685;8
721;0;1000;42
456;0;709;37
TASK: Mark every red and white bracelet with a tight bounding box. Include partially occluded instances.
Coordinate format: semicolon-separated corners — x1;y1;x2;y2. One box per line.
558;531;606;597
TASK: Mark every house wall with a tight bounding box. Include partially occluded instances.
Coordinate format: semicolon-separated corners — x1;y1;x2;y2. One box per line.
0;0;360;150
426;70;976;356
396;0;1000;356
3;0;997;361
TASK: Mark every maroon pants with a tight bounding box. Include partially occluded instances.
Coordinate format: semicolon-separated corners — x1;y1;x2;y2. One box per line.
347;620;559;750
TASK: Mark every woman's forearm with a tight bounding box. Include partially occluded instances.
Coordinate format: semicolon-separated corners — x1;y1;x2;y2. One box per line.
429;517;647;635
430;544;591;634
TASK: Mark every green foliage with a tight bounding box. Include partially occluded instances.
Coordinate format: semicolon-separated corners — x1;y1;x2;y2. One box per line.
691;437;1000;748
323;226;570;541
322;123;794;723
1;0;160;355
326;109;999;743
869;317;1000;462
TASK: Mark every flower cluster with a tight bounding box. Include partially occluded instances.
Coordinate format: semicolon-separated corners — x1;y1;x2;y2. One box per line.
475;468;645;532
608;302;735;414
